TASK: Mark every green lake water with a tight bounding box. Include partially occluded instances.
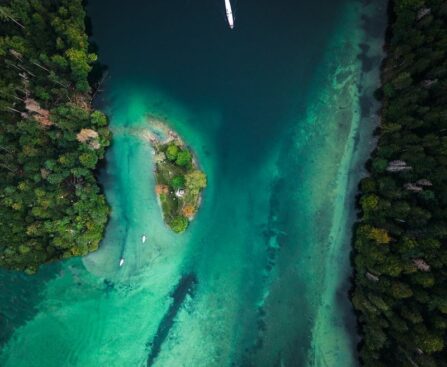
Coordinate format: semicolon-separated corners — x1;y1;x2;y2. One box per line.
0;0;387;366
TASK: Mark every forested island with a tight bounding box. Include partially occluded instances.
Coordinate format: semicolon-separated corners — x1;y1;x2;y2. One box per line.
0;0;110;273
148;121;207;233
352;1;447;366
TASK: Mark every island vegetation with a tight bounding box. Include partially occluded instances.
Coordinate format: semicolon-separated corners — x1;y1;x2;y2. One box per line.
150;125;206;233
0;0;110;273
352;0;447;366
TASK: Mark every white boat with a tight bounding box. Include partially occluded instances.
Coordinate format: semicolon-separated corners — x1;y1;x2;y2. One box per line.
141;235;147;243
225;0;234;29
119;258;125;267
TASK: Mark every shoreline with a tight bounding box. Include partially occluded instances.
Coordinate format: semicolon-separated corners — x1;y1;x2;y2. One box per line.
306;1;388;365
348;0;392;351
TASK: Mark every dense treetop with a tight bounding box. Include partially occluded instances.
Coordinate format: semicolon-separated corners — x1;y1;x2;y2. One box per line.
353;0;447;366
0;0;110;273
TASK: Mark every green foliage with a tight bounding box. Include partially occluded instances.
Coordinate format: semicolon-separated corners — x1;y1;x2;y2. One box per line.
65;48;95;92
165;143;179;161
0;0;110;272
169;216;188;233
175;150;192;167
368;227;392;244
79;151;98;169
90;111;107;126
360;194;379;215
414;333;444;354
170;175;185;190
185;170;207;192
352;1;447;365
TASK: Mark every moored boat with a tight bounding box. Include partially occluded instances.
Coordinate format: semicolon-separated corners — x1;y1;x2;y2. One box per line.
225;0;234;29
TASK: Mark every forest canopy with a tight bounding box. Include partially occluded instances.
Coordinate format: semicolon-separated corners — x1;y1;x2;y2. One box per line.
0;0;110;273
353;0;447;366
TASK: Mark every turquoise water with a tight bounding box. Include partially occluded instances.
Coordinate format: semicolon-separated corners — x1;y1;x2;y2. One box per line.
0;0;387;366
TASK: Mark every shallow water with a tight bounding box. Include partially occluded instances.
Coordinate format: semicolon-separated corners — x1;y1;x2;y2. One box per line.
0;0;387;366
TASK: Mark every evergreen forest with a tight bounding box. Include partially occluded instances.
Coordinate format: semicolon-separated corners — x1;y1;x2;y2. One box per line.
0;0;110;273
352;0;447;366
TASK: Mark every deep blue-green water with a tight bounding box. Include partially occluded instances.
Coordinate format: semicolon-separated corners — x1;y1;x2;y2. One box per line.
0;1;387;366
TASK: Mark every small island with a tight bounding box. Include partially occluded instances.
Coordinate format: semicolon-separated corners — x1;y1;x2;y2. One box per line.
147;120;206;233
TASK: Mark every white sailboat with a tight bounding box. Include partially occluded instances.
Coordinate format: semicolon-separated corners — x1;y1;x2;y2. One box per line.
225;0;234;29
141;235;147;243
119;258;125;267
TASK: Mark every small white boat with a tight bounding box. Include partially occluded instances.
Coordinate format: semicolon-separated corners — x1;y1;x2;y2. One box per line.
119;258;125;267
142;235;147;243
225;0;234;29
